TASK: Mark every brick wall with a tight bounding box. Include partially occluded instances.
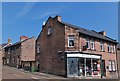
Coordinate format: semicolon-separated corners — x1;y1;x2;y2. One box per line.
36;17;66;76
64;26;118;78
117;49;120;78
36;16;118;78
21;37;35;62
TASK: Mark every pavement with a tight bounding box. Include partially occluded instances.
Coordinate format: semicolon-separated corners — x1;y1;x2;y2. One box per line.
2;65;66;79
2;65;120;81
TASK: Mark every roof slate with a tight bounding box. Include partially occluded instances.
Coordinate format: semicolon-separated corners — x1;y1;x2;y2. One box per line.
5;37;34;48
60;21;117;43
0;43;8;48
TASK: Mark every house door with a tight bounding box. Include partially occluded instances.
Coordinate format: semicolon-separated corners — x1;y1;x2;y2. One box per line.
101;60;106;77
67;58;78;77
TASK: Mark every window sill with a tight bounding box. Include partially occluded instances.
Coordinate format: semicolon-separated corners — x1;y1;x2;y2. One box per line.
109;70;116;72
87;48;96;51
100;50;105;52
68;46;75;48
37;53;40;54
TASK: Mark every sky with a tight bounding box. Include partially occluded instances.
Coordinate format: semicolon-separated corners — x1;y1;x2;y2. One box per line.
2;2;118;44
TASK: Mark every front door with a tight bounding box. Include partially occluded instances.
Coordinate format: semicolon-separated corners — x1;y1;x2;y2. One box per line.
101;60;106;77
67;58;78;77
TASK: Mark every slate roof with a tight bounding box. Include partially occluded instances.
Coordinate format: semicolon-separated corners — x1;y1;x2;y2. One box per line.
60;21;117;43
0;43;8;48
5;37;34;48
117;43;120;49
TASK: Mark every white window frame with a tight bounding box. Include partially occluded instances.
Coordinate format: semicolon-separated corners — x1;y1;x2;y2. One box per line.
68;36;75;47
47;26;52;35
111;46;114;53
113;45;116;53
112;61;116;71
109;60;112;71
86;39;90;49
100;43;104;51
37;44;40;53
91;40;95;50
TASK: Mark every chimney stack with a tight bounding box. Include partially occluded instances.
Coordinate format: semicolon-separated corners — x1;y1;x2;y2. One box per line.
20;36;28;41
54;15;61;22
99;31;106;36
8;38;12;45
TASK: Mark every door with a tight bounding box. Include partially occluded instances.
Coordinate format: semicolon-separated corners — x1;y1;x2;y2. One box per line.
67;58;78;77
101;60;106;77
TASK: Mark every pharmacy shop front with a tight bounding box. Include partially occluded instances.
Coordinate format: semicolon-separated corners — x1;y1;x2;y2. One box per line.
66;53;102;78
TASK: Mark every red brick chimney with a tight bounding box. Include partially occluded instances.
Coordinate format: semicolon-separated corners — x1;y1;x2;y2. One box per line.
54;15;61;22
99;31;106;36
20;36;28;41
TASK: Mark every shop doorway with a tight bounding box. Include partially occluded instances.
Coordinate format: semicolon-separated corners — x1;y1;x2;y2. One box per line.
67;58;79;77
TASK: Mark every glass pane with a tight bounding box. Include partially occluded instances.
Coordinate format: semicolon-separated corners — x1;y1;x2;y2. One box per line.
67;58;78;77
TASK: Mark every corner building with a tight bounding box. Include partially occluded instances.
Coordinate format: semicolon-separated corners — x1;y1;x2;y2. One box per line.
36;15;118;79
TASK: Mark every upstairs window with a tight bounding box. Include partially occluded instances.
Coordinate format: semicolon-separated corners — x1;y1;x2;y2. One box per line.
100;42;104;51
113;45;116;53
108;45;111;53
37;44;40;53
68;36;75;47
47;26;52;35
111;46;114;53
86;38;90;49
91;40;95;50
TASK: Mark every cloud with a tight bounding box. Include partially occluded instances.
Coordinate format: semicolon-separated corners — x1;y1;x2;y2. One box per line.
33;6;69;20
15;2;35;19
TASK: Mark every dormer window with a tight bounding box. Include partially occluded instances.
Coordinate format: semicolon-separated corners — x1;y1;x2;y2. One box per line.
47;26;52;35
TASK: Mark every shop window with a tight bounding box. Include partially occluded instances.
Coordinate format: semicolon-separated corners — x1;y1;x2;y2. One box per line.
68;36;75;47
47;26;52;35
